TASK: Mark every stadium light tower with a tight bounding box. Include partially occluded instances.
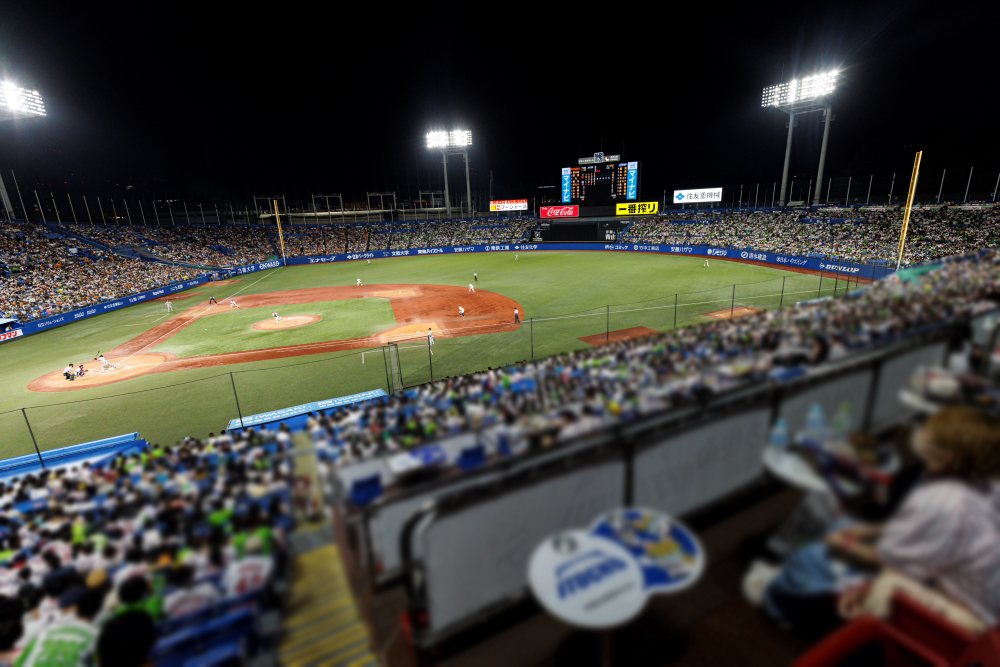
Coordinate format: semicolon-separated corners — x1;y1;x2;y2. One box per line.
426;129;473;219
762;70;837;207
0;80;47;221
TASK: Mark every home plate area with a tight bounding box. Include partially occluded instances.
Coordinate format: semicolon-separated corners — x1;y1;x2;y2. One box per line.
702;306;760;320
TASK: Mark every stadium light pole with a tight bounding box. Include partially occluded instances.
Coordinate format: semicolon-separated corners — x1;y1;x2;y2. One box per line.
762;70;838;207
427;130;472;219
0;81;46;221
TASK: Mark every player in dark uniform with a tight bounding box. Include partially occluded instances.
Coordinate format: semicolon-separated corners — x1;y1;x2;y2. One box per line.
209;295;218;305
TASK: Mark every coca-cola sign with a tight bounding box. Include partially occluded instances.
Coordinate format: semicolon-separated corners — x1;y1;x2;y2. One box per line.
540;205;579;219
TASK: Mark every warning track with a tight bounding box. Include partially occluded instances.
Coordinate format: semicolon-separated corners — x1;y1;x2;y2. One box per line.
28;285;522;391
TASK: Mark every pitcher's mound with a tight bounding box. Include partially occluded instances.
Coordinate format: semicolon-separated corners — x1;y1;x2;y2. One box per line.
703;307;760;320
252;315;321;331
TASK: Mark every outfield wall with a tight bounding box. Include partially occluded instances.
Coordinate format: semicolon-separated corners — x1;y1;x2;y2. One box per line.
284;242;893;278
6;244;888;339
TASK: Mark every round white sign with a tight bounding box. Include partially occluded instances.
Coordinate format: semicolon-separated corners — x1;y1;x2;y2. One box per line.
528;530;646;629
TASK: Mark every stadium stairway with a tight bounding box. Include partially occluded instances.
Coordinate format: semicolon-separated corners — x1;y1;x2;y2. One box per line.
278;432;378;667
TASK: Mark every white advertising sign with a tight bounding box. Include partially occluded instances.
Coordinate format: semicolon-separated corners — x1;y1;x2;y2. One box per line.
489;199;528;211
672;188;723;204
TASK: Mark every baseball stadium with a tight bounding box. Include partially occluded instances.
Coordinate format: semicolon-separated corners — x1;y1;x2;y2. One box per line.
1;7;999;667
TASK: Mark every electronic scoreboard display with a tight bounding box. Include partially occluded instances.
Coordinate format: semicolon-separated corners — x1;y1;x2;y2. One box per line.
560;160;639;205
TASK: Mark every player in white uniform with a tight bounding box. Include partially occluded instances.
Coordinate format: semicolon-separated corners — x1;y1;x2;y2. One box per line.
468;283;475;293
166;300;173;312
356;278;362;287
473;271;478;282
427;328;434;353
514;308;520;323
230;299;239;309
704;259;709;267
514;254;518;260
458;306;465;318
96;354;117;373
367;259;371;265
272;311;281;323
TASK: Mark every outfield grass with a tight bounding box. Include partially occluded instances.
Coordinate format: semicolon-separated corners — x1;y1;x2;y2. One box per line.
0;251;860;455
154;298;396;358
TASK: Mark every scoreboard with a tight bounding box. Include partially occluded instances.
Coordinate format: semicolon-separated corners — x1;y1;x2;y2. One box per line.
561;161;639;205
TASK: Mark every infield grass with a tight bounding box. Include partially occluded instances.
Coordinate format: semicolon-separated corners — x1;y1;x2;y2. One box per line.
154;298;396;358
0;251;860;454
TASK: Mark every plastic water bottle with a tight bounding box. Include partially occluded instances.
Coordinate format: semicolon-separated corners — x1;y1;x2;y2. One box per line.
832;402;851;435
769;418;789;451
805;403;826;444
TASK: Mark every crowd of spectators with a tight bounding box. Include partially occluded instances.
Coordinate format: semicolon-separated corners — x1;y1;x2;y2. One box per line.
1;224;193;323
0;429;293;664
64;225;273;268
305;248;1000;466
624;205;1000;265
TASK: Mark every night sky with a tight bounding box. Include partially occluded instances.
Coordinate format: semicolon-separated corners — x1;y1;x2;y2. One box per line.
0;0;996;206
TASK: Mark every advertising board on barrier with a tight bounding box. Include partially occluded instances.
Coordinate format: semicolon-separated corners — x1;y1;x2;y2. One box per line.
540;205;579;219
673;187;723;204
489;199;528;212
0;329;23;342
227;388;387;430
615;202;658;216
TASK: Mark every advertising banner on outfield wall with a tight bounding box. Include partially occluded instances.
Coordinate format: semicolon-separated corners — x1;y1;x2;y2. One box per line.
287;244;889;280
615;202;658;215
489;199;529;211
0;329;23;342
5;246;890;341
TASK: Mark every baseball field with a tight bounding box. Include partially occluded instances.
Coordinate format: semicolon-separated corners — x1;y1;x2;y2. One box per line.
0;251;858;456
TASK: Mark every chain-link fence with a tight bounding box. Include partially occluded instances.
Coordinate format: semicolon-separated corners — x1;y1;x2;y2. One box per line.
5;264;878;461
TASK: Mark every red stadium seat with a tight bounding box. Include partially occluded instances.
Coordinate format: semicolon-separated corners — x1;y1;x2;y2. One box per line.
794;616;950;667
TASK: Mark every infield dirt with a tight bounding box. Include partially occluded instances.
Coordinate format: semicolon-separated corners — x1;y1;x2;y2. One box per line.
29;284;522;391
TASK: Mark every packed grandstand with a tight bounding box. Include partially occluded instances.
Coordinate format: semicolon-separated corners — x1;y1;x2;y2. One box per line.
0;427;295;665
1;205;997;324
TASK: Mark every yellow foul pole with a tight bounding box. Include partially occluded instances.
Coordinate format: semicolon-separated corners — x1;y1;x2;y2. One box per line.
896;151;923;270
273;199;287;265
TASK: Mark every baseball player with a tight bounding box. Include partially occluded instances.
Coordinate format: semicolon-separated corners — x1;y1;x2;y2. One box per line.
458;306;465;318
63;364;76;381
356;278;362;287
703;258;710;267
272;311;281;323
76;363;87;377
166;300;173;313
209;295;218;305
367;259;371;265
514;254;518;260
427;327;435;353
230;299;239;309
473;271;478;282
96;354;117;374
468;283;475;293
514;307;520;324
